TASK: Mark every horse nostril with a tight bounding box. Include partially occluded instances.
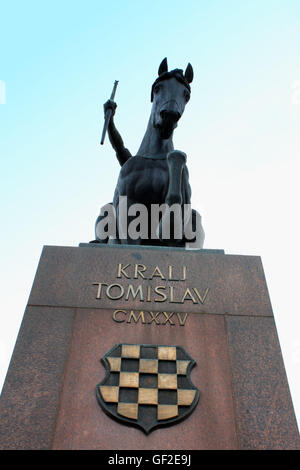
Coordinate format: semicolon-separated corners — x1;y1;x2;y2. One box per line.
160;110;166;120
160;110;181;123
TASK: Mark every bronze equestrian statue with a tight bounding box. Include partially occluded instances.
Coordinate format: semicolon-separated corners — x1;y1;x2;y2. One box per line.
94;58;204;248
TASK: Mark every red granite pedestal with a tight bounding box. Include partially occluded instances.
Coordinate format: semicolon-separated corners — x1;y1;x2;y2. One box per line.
0;244;299;450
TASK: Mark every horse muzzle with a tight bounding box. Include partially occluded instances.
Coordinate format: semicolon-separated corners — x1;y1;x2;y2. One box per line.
157;102;182;138
160;110;181;123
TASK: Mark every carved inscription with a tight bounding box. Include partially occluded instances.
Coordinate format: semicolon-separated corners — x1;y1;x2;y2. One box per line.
92;263;209;326
112;310;189;326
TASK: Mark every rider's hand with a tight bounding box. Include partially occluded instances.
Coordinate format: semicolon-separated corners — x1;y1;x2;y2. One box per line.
104;99;117;117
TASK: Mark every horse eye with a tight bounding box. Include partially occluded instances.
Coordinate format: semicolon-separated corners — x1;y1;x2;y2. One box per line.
154;84;161;94
184;90;190;102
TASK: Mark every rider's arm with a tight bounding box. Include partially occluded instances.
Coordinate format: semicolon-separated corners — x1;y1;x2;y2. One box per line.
105;100;132;166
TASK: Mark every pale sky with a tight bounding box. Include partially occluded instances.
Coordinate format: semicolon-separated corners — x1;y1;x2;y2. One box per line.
1;0;300;430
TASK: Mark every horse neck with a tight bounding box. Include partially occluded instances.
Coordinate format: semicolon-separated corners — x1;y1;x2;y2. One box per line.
136;114;174;158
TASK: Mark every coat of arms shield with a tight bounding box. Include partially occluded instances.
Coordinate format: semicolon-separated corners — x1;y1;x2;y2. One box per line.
96;343;200;434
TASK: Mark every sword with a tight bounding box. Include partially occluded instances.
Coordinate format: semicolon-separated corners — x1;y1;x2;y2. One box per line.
100;80;119;145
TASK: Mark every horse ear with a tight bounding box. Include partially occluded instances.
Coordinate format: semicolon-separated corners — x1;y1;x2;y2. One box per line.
184;63;194;83
158;57;168;76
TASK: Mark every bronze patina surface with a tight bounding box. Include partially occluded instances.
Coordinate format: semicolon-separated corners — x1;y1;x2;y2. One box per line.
95;58;204;248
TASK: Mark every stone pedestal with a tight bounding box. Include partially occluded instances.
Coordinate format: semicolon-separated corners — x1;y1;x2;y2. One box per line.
0;244;299;449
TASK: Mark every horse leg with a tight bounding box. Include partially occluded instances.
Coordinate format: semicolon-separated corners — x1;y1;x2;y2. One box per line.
165;150;187;206
156;151;187;245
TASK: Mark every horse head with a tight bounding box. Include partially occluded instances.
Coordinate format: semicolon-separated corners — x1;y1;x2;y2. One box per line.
150;58;193;139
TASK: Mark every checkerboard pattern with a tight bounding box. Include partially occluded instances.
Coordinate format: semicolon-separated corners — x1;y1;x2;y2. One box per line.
98;344;197;422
